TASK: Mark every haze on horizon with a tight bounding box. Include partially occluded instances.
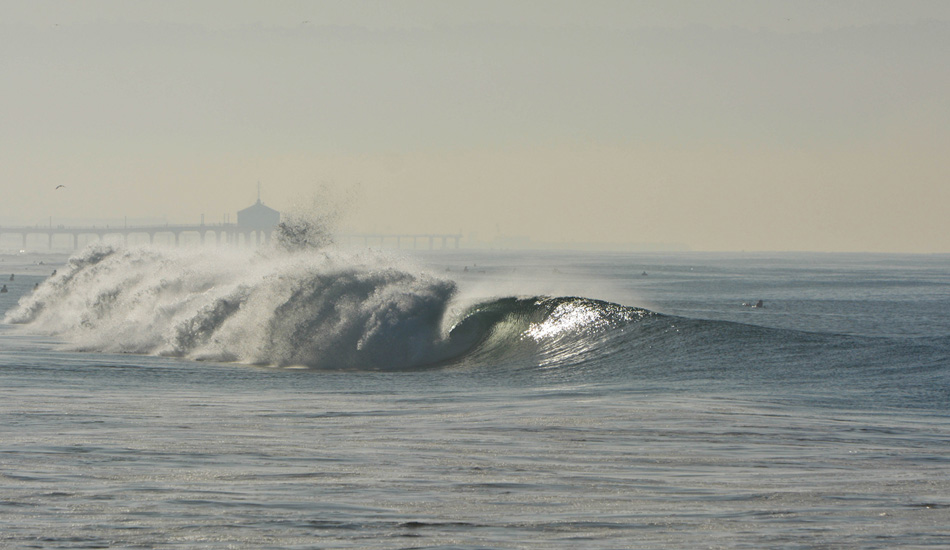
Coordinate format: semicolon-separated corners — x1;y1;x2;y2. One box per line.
1;0;948;253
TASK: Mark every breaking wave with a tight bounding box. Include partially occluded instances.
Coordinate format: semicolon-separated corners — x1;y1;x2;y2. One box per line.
4;244;652;370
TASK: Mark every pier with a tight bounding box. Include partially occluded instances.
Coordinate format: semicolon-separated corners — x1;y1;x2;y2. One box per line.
2;197;460;252
0;224;462;252
0;223;270;251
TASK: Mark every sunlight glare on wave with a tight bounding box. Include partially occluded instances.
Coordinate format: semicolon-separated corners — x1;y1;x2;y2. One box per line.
523;299;646;342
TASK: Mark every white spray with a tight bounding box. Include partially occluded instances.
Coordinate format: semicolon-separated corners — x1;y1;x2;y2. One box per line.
5;244;459;370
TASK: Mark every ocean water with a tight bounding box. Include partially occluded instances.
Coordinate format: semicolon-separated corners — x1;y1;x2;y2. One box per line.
1;245;948;549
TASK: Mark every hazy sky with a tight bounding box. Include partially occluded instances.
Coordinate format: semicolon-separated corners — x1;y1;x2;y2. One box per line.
2;1;948;252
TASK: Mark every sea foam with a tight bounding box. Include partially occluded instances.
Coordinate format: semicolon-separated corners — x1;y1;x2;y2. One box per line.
5;244;459;369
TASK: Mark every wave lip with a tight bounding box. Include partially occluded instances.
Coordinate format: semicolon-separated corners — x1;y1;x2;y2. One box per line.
443;296;653;368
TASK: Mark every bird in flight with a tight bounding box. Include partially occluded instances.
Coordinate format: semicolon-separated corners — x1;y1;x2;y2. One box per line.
55;185;65;189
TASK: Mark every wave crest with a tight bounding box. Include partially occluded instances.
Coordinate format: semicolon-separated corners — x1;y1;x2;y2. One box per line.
5;245;652;370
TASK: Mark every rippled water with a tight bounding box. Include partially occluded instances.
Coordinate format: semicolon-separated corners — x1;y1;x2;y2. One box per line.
1;250;949;548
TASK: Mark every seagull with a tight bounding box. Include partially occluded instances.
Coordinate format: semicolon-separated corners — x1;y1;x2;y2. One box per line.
55;185;65;190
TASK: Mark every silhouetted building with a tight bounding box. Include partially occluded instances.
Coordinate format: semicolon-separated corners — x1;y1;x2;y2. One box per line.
237;199;280;229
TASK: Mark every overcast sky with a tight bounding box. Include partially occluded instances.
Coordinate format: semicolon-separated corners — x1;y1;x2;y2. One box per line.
2;1;948;252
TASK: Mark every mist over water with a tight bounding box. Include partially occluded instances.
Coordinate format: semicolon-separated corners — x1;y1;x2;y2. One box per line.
3;4;949;546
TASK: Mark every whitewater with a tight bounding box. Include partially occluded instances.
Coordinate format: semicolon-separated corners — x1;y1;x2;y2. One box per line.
1;244;948;548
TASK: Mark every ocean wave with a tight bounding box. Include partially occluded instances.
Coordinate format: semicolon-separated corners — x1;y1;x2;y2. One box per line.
4;244;654;371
